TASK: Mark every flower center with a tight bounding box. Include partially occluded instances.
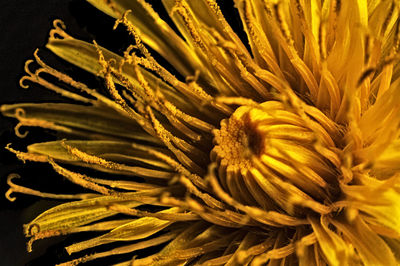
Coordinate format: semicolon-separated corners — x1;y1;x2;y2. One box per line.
211;101;340;217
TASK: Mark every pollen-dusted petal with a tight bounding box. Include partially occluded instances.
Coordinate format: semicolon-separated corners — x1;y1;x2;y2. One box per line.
47;36;201;117
86;0;206;79
26;140;175;179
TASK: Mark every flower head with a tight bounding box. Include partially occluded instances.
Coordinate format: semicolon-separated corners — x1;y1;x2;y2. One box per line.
3;0;400;265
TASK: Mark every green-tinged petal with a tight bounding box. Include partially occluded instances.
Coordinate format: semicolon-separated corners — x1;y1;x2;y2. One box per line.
65;207;178;254
46;36;201;115
26;140;174;178
28;140;167;167
58;232;179;266
24;195;142;237
1;103;157;142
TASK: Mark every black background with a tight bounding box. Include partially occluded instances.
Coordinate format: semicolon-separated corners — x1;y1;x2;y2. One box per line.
0;1;142;265
0;2;110;265
0;1;243;265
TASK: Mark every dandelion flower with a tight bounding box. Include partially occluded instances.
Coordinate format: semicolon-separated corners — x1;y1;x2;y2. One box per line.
3;0;400;265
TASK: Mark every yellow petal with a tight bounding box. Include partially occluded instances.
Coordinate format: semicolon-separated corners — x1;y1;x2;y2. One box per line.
65;207;179;254
24;195;142;237
331;216;397;265
86;0;203;77
309;216;352;266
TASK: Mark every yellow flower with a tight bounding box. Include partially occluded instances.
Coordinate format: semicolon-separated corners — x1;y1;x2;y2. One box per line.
2;0;400;265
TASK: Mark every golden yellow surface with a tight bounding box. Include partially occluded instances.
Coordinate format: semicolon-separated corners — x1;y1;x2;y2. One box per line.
2;0;400;265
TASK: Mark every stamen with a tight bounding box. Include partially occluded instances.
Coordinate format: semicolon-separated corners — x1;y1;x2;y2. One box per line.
208;170;307;227
19;53;95;104
215;96;259;107
107;205;199;221
204;0;251;57
6;174;96;202
139;143;208;191
48;19;71;40
62;141;126;171
115;43;214;138
27;230;62;252
94;42;154;133
273;3;295;48
172;1;207;52
48;159;115;195
319;21;328;60
6;143;47;163
146;106;205;176
13;108;72;137
32;50;102;104
115;11;188;93
237;1;284;79
113;18;230;117
88;177;160;191
57;232;178;266
179;175;224;210
61;141;173;179
235;236;275;264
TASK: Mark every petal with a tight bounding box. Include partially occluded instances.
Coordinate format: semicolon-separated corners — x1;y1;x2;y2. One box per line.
309;216;353;266
65;207;177;254
46;36;206;116
86;0;204;77
331;216;397;265
27;140;174;178
1;103;157;142
373;139;400;178
341;175;400;235
24;195;142;236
